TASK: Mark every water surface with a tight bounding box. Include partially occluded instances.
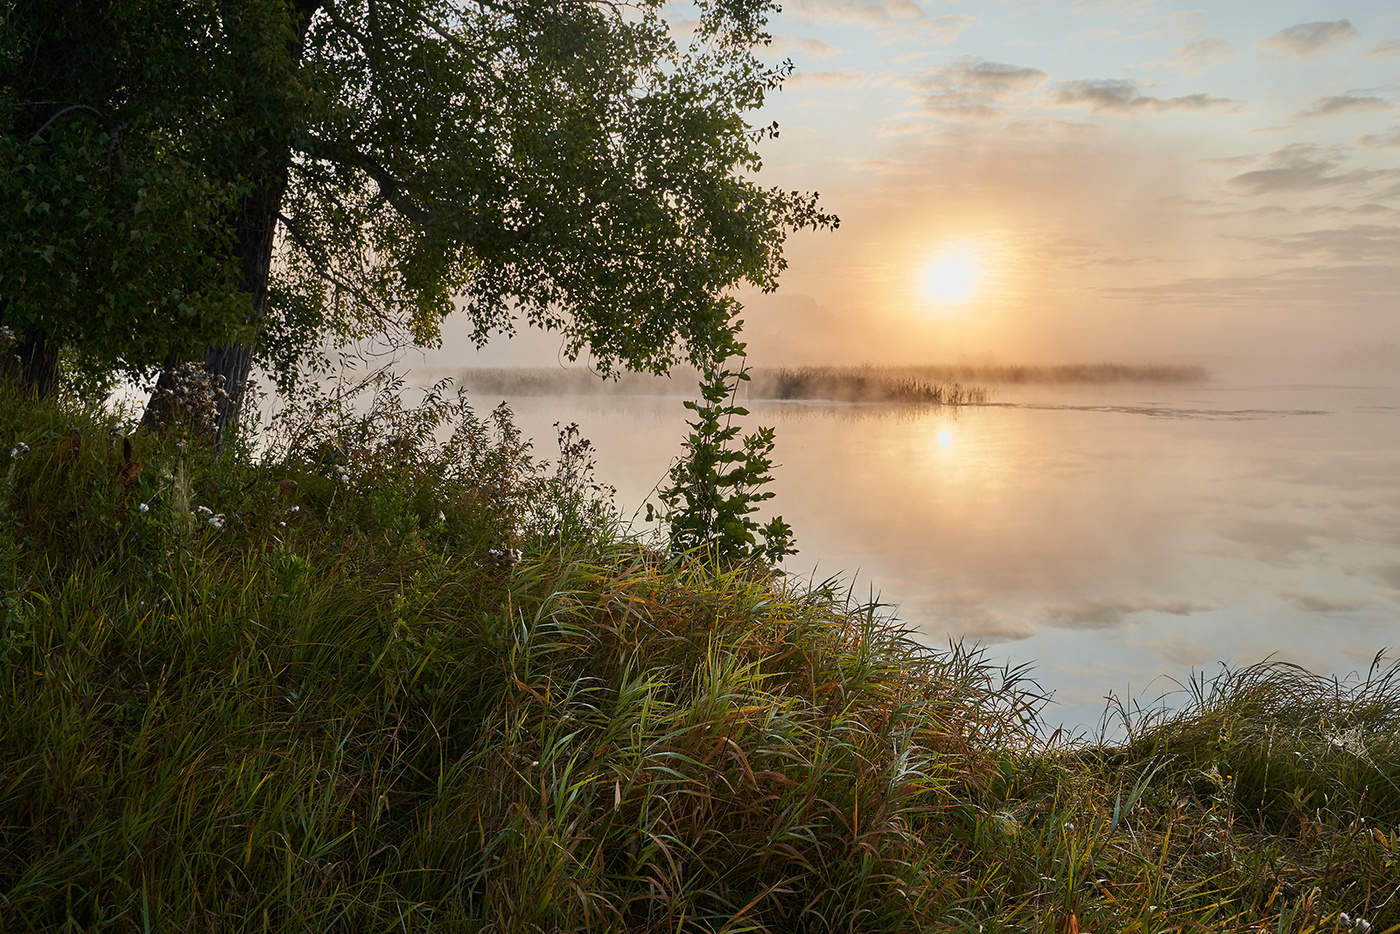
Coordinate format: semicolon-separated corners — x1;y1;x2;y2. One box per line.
469;378;1400;732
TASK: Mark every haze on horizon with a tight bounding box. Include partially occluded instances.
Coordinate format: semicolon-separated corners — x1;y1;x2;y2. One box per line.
435;0;1400;381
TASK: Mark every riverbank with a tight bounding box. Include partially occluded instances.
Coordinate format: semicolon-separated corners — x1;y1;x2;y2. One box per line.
1;389;1395;932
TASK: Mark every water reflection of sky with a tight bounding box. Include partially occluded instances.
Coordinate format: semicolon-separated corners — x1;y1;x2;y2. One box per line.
481;382;1400;734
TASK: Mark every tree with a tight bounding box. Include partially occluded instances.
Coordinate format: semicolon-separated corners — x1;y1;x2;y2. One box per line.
0;0;250;397
653;325;795;567
2;0;836;432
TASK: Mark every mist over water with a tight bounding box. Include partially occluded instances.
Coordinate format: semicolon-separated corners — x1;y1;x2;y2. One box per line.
433;368;1400;733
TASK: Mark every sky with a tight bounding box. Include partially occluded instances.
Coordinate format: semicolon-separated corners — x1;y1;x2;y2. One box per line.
704;0;1400;373
445;0;1400;377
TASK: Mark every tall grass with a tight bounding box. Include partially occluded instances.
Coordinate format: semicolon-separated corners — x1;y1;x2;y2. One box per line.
0;387;1394;933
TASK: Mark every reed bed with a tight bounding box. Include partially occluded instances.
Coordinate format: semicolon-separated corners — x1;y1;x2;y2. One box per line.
753;368;989;404
0;389;1393;933
454;363;1206;408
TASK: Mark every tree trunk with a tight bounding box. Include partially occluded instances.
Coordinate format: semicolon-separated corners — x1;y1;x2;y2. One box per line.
155;0;323;442
206;176;287;439
4;326;62;399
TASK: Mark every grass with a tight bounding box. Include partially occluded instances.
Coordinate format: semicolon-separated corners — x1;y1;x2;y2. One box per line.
1;386;1396;933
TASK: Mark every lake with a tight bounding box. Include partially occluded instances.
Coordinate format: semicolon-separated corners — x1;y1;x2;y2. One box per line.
456;375;1400;734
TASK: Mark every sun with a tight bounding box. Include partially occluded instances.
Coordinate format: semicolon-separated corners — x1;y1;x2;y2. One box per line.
918;247;983;304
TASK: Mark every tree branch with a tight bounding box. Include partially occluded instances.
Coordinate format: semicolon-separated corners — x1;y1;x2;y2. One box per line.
277;211;397;328
27;103;104;145
299;136;434;228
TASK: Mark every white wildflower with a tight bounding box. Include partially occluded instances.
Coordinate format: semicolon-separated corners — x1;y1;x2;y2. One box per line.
9;441;28;457
196;505;212;516
1328;727;1366;756
290;505;300;514
207;514;225;530
1340;913;1353;928
488;547;523;567
138;503;150;513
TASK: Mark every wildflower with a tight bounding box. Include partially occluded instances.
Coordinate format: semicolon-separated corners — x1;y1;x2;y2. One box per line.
196;505;212;516
1064;821;1075;831
207;514;225;530
1341;914;1353;928
488;547;523;567
9;441;28;458
290;505;300;514
278;521;286;528
138;503;150;514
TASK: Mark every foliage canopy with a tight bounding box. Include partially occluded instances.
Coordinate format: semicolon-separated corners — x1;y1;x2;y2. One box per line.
1;0;836;405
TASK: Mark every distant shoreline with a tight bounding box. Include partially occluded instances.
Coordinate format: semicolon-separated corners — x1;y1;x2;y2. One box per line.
452;363;1209;404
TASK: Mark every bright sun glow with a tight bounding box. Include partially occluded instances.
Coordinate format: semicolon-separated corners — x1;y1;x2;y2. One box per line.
918;247;983;304
937;429;953;447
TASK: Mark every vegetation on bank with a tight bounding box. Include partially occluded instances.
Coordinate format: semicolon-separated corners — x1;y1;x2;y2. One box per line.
753;368;989;405
1;388;1397;933
454;363;1210;406
456;366;990;405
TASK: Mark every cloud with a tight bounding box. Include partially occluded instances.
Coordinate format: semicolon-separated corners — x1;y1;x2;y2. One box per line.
920;14;979;44
783;1;976;43
1043;597;1210;630
1259;20;1360;57
783;0;924;27
1378;564;1400;591
1245;225;1400;262
1175;37;1234;69
1360;128;1400;149
1296;95;1391;119
1051;78;1233;114
785;68;871;89
1071;0;1156;15
916;59;1048;121
1367;39;1400;60
1227;144;1384;195
1283;592;1367;614
768;36;843;61
1103;263;1400;314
